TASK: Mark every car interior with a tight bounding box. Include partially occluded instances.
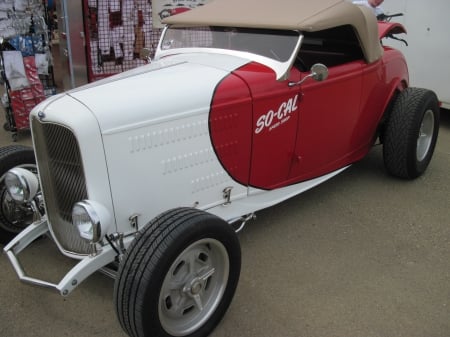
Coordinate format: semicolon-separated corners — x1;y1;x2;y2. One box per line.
296;25;365;71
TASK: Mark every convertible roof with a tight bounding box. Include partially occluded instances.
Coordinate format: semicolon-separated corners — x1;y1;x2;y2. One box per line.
163;0;383;63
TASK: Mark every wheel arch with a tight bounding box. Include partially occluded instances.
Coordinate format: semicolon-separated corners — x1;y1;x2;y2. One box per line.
382;87;440;179
377;78;409;142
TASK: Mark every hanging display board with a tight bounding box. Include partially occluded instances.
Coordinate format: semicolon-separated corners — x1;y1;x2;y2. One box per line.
83;0;211;82
84;0;162;82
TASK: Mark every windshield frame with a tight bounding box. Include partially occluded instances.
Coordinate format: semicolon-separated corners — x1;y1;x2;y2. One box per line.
155;25;303;81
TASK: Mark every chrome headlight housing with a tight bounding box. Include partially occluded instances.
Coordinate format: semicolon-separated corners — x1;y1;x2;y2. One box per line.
72;200;112;243
4;168;39;203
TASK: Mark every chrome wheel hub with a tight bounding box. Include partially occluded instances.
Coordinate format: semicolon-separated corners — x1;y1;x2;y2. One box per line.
417;109;434;162
0;164;37;233
159;238;229;336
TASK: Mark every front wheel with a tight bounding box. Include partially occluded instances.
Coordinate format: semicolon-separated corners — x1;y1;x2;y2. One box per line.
383;88;440;179
114;207;241;337
0;145;37;244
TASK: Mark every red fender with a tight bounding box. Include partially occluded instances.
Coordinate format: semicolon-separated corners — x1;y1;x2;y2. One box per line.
378;21;407;39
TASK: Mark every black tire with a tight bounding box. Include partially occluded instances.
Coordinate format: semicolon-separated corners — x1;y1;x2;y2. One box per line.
114;207;241;337
0;145;37;244
383;88;440;179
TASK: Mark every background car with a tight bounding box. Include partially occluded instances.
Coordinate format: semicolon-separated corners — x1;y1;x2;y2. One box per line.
158;4;191;19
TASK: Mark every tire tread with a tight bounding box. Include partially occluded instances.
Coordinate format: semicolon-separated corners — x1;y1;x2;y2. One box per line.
114;207;239;337
383;87;439;179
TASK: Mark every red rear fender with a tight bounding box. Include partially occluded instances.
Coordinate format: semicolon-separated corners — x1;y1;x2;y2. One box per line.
378;22;407;39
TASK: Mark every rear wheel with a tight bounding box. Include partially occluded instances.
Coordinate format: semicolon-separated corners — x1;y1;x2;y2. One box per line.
114;207;241;337
383;88;440;179
0;145;37;244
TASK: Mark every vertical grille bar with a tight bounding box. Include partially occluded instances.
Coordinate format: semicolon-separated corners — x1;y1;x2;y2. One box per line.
32;117;91;255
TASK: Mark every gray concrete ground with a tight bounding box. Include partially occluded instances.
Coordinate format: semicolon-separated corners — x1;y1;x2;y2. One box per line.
0;112;449;337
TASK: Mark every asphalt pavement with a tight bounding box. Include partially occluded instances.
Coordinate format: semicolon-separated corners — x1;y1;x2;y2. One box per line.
1;112;449;337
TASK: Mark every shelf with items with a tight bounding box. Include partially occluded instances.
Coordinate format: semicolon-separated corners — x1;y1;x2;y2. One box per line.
84;0;163;82
0;0;56;140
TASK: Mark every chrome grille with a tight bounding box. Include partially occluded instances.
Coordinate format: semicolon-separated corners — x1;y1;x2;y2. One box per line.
32;117;91;255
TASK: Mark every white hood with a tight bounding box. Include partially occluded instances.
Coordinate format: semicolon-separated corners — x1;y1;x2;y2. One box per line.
67;53;250;134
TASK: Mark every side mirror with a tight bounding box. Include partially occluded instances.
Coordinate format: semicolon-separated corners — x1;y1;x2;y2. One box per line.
288;63;329;87
140;48;152;63
311;63;328;81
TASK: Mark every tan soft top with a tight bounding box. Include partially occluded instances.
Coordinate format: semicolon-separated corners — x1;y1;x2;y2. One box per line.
163;0;382;63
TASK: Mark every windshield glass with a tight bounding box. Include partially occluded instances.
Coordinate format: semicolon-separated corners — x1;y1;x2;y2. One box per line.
160;26;300;62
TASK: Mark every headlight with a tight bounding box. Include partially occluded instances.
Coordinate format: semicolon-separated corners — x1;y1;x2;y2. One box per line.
72;200;112;243
5;168;39;203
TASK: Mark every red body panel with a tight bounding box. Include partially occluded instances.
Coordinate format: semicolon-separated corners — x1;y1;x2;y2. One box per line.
210;43;408;190
209;71;253;186
289;61;363;181
171;8;191;16
378;22;407;38
238;63;302;189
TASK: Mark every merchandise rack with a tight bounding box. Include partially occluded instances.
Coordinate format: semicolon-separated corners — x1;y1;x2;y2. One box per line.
84;0;163;82
0;0;56;141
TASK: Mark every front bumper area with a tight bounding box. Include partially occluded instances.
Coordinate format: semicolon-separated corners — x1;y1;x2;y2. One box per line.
3;218;122;296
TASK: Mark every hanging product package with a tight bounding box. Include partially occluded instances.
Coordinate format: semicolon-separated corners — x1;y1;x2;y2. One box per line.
0;0;14;11
0;18;17;38
9;35;34;56
14;0;28;12
34;53;49;75
2;50;30;90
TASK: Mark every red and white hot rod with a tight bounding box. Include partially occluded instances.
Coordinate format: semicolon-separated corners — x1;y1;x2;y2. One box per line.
1;1;439;336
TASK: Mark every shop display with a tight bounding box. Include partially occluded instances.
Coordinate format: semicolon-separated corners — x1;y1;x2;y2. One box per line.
84;0;208;82
0;0;56;140
85;0;163;81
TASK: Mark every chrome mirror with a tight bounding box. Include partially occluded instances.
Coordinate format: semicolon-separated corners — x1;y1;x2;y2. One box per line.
288;63;329;87
140;48;152;63
311;63;328;81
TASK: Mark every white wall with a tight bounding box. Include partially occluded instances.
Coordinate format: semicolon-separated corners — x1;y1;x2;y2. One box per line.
382;0;450;108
